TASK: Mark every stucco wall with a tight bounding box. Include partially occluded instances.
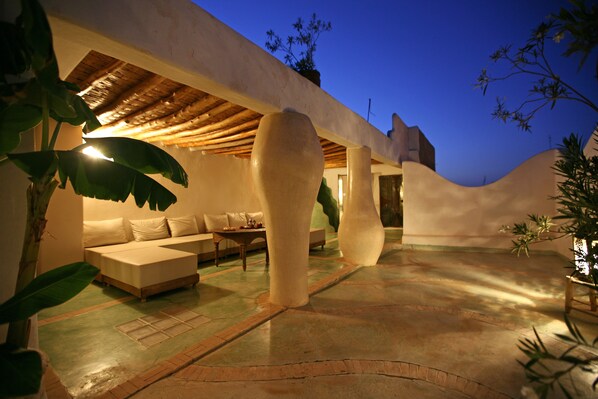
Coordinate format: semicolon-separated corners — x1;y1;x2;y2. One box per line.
38;124;84;273
0;134;34;341
84;146;261;235
403;150;570;257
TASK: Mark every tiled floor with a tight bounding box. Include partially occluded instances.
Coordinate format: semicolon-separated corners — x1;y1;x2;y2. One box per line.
39;232;598;399
39;236;351;398
116;306;210;348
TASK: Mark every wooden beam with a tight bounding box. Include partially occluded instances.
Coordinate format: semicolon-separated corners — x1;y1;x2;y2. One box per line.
110;98;231;139
186;137;255;151
168;129;257;147
78;59;127;96
161;117;261;146
99;85;198;129
202;144;254;155
153;109;258;143
95;75;167;122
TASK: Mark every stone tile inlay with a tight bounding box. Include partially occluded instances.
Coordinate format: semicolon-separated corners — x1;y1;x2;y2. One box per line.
117;306;210;348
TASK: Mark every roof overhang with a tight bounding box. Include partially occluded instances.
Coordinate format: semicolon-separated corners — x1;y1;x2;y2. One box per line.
42;0;404;168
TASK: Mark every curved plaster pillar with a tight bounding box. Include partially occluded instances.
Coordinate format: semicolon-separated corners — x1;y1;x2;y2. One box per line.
251;112;324;307
338;146;385;265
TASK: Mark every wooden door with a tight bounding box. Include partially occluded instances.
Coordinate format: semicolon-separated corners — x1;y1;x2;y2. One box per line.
379;175;402;227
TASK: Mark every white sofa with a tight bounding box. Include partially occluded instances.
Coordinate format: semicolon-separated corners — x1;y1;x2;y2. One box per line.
83;213;325;300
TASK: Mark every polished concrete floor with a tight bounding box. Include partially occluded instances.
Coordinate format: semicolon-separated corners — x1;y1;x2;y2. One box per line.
39;231;598;398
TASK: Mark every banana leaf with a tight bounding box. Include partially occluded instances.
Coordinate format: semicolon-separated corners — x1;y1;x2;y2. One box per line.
0;262;98;324
80;137;188;186
57;151;179;211
0;345;42;397
317;177;340;231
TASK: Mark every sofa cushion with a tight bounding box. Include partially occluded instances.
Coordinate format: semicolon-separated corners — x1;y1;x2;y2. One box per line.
130;217;170;241
204;214;229;232
246;211;264;224
101;247;197;289
226;212;247;227
167;215;199;237
83;218;128;248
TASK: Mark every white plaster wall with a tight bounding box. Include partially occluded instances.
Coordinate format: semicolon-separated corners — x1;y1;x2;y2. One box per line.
41;0;402;166
0;134;34;341
38;124;84;273
402;150;569;256
84;146;261;235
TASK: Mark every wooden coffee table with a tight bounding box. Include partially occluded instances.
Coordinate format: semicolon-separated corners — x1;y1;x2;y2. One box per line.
212;228;269;271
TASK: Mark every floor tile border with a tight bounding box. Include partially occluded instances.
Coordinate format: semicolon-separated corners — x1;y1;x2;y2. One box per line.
39;296;137;327
173;359;514;399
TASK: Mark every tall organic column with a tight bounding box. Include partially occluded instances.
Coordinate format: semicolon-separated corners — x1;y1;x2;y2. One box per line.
338;146;385;265
251;112;324;307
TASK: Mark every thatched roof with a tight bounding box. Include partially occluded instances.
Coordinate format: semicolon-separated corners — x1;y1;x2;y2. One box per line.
68;50;376;169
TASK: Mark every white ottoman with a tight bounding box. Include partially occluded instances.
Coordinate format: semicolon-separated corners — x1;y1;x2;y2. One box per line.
101;247;199;301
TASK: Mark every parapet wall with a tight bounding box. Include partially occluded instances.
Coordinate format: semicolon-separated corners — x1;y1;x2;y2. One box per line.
402;150;570;257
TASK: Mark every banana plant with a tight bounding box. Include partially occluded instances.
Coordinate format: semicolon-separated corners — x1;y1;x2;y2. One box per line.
0;0;188;395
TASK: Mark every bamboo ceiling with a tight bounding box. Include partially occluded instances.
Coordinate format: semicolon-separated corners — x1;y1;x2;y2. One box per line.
67;50;376;169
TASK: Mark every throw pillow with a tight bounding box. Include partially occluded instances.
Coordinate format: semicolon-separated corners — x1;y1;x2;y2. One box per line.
246;211;264;224
129;217;170;241
204;214;229;232
226;212;247;227
83;218;128;248
167;215;199;237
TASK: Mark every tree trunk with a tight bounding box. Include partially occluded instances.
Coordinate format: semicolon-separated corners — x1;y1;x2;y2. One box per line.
6;178;58;348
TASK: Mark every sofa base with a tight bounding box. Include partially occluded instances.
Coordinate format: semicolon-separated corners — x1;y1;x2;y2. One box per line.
309;240;326;250
103;273;199;301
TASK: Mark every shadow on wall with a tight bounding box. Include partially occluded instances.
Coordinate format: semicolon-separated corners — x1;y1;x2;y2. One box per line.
401;150;568;256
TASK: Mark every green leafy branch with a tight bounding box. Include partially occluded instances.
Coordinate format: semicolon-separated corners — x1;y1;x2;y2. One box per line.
265;13;331;73
518;315;598;398
475;0;598;131
501;214;561;257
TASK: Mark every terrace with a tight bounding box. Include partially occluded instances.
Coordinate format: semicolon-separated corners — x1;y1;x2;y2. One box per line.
40;231;597;398
1;1;596;398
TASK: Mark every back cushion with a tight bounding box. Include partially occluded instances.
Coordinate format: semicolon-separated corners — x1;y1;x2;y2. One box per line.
246;211;264;224
204;214;229;232
226;212;247;227
129;217;170;241
167;215;199;237
83;218;128;248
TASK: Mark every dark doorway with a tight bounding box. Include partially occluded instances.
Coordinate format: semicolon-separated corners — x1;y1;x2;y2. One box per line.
379;175;403;227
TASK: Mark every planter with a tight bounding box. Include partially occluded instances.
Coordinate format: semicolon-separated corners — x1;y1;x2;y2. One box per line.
338;146;385;265
251;112;324;307
299;69;321;87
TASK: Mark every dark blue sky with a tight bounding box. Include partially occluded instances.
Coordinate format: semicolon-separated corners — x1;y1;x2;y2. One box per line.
193;0;597;186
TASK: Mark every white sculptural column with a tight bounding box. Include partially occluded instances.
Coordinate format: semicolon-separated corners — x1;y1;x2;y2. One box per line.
251;112;324;307
338;146;385;265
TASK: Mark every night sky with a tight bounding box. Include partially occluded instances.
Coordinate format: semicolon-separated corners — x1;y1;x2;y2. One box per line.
193;0;597;186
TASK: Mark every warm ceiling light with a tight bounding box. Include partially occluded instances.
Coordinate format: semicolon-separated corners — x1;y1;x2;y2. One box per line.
82;146;113;161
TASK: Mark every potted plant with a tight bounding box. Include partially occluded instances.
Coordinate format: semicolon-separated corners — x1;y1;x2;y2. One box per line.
265;13;332;87
502;133;598;398
0;0;188;396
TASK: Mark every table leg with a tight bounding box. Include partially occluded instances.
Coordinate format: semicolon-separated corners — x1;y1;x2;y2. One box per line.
241;244;247;271
214;241;220;267
265;245;269;267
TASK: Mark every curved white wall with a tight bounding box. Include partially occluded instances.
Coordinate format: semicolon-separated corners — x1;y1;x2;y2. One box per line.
403;150;570;257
